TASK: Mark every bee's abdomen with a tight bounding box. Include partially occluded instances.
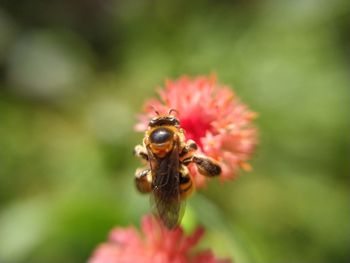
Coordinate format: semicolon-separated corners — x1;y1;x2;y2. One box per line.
179;169;194;199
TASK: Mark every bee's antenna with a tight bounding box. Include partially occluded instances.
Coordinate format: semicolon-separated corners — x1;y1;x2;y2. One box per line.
150;105;160;116
168;108;179;116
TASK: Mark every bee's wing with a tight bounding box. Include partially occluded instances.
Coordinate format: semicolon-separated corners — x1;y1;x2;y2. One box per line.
148;143;182;229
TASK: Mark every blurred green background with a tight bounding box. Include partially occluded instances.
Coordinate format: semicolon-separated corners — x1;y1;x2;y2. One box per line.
0;0;349;262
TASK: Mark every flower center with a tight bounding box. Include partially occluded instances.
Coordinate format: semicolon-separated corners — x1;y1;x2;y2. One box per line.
180;115;212;148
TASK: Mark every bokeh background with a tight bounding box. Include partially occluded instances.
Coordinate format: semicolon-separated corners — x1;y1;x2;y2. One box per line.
0;0;349;262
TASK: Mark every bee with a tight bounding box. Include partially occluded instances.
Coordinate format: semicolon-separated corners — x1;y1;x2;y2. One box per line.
133;110;221;229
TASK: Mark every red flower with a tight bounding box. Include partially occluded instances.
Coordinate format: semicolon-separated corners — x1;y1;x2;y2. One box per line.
136;75;257;187
88;215;231;263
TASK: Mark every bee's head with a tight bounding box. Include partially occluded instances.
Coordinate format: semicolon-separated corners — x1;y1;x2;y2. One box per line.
148;115;180;128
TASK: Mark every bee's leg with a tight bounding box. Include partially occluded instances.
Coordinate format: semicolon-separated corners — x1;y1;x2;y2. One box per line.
133;144;149;161
135;168;152;193
192;155;221;177
179;165;194;199
180;140;198;165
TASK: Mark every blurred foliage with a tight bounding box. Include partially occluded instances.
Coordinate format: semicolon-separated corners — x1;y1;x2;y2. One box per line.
0;0;349;262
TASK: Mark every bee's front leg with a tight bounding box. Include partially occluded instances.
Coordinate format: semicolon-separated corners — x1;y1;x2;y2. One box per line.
192;155;221;177
179;165;194;199
133;144;149;161
135;168;152;193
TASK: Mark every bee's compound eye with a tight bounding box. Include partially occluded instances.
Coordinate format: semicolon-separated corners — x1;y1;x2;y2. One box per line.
150;128;173;144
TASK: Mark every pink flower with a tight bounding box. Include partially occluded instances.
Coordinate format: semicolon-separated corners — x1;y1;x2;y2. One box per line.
88;215;232;263
136;75;257;187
